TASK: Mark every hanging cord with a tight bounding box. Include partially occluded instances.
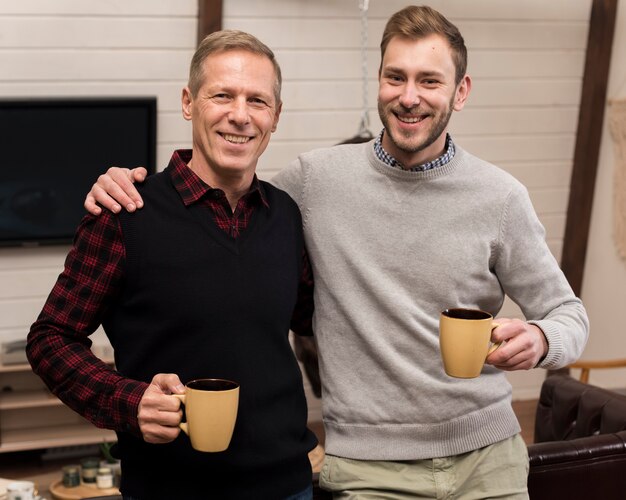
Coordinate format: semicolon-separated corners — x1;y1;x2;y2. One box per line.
357;0;373;139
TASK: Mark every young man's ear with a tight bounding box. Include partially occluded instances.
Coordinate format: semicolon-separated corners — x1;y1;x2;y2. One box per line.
182;87;193;121
453;75;472;112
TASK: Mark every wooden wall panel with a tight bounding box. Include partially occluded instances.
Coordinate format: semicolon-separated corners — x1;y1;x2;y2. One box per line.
224;0;589;21
561;0;619;295
197;0;222;43
0;18;196;48
0;0;197;16
0;1;198;343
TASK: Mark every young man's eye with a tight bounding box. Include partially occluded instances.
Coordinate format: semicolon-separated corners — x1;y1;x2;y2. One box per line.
385;74;404;84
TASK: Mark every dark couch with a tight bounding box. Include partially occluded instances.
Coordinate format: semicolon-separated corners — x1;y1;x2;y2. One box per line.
528;374;626;499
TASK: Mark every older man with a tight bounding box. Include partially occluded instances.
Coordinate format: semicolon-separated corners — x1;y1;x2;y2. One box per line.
28;30;317;500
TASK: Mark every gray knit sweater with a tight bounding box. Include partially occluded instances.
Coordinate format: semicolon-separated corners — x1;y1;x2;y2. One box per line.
271;141;589;460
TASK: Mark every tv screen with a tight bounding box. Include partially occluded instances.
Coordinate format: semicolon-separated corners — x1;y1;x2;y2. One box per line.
0;97;157;247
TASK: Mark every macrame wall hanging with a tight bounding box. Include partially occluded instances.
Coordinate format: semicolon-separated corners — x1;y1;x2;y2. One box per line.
609;87;626;260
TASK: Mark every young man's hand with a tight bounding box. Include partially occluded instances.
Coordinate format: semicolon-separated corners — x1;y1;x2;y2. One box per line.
84;166;147;215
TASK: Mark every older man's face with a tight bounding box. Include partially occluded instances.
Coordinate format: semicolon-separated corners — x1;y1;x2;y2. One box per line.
182;49;281;181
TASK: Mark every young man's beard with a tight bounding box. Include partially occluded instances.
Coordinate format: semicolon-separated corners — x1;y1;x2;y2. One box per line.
378;93;455;163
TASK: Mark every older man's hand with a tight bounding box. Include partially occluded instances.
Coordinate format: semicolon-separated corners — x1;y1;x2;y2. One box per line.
137;373;185;444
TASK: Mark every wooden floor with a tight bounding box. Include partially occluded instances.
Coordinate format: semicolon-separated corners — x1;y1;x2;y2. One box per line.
0;399;538;499
512;398;539;445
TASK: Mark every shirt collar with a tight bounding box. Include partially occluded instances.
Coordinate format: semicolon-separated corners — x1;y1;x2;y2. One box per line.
374;130;456;172
167;149;269;208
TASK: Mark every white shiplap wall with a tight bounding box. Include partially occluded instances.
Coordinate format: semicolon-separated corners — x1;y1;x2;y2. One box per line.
0;0;592;404
225;0;589;264
0;0;197;171
223;0;592;400
0;0;197;347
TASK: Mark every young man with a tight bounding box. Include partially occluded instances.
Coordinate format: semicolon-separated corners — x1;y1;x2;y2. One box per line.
85;6;588;499
27;30;317;500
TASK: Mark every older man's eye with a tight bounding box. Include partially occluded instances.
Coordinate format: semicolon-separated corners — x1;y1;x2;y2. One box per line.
249;97;269;108
211;94;231;103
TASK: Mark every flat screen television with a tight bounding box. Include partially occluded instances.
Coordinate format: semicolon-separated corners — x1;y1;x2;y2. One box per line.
0;97;157;247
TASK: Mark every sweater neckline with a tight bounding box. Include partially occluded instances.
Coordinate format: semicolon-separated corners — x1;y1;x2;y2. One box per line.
366;142;464;181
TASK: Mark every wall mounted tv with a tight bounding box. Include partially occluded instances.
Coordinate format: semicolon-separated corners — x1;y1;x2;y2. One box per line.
0;97;157;247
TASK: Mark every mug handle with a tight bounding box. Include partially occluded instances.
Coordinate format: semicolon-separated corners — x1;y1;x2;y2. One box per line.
487;321;503;355
173;393;189;436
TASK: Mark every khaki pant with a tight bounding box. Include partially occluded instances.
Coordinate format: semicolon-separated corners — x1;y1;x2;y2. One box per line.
319;434;529;500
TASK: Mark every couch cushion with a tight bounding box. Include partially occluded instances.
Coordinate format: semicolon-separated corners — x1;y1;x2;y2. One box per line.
534;375;626;443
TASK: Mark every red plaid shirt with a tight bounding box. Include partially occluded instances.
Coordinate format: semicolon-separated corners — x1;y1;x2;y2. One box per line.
27;150;314;435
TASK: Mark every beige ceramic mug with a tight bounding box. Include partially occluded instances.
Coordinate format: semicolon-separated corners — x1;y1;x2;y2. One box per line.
439;308;502;378
7;480;36;500
174;378;239;452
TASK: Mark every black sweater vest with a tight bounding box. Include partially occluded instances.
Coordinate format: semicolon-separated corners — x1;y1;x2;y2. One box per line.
102;167;316;499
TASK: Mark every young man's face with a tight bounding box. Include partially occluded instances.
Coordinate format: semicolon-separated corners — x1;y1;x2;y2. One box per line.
378;34;470;167
182;49;281;182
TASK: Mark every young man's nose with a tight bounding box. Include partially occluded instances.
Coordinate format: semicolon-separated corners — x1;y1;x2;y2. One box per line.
398;85;421;109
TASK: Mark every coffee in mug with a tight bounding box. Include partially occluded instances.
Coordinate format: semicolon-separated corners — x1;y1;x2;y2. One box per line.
439;308;502;378
174;378;239;452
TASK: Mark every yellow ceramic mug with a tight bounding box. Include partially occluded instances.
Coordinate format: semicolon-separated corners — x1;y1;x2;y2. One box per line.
439;308;502;378
174;378;239;452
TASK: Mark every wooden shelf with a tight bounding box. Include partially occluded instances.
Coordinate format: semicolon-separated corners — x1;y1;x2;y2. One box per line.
0;388;63;409
0;423;116;453
0;359;113;374
0;362;32;373
0;355;117;454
